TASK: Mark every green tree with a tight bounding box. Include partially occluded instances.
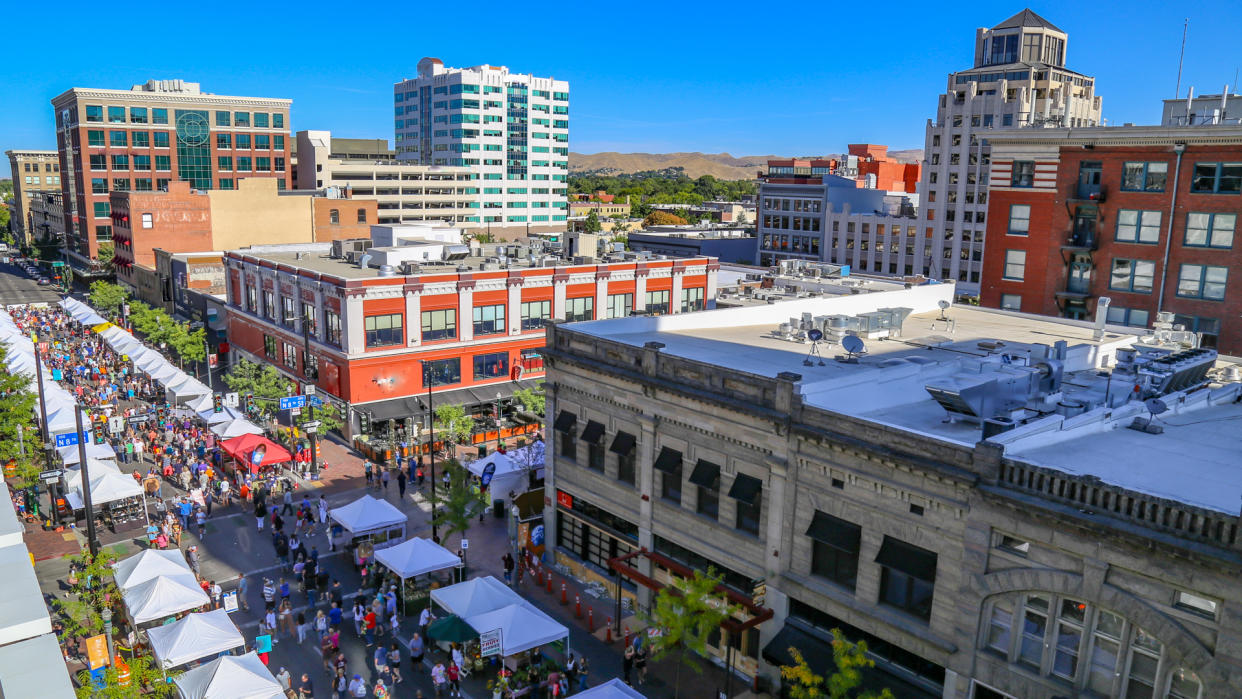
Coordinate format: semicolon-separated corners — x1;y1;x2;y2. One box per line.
643;211;687;227
430;459;485;544
643;567;739;699
127;302;177;348
75;654;180;699
88;281;129;316
96;241;115;269
780;630;895;699
512;381;546;417
169;325;206;369
434;403;474;448
582;209;602;234
223;358;294;419
0;344;41;489
53;550;120;640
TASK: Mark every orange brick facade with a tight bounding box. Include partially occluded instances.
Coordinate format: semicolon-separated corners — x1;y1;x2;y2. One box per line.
110;182;211;276
311;199;378;242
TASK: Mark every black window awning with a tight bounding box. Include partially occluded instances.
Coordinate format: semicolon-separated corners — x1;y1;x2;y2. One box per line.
875;536;937;581
762;623;834;672
653;447;682;473
580;420;605;444
609;431;636;455
553;411;576;432
688;459;720;488
727;473;763;505
805;511;861;552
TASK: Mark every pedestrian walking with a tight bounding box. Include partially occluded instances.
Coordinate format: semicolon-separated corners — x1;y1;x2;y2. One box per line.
418;606;435;641
502;552;515;583
381;467;390;491
348;674;368;698
318;495;329;527
296;611;308;644
577;655;590;691
374;678;390;699
262;578;276;609
431;662;447;698
255;499;267;530
334;668;348;699
396;469;406;497
203;490;213;516
185;546;199;576
408;633;425;675
387;642;403;684
275;667;291;692
622;643;634;685
195;509;206;539
364;460;373;487
353;600;366;637
635;642;648;685
297;673;314;698
237;573;250;612
210;580;222;609
282;489;294;515
417;465;426;488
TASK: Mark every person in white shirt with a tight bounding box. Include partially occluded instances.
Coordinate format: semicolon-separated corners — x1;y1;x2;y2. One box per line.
275;667;291;691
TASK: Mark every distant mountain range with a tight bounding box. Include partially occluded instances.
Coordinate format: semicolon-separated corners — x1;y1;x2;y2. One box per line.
568;150;923;181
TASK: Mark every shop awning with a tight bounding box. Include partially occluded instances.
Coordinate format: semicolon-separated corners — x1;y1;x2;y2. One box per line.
727;473;763;505
360;379;542;422
553;410;576;432
580;420;605;444
875;537;937;581
653;447;682;474
689;460;720;488
609;431;636;455
806;511;861;552
763;622;835;674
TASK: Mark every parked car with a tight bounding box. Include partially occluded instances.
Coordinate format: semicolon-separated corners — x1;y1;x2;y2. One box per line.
37;278;51;286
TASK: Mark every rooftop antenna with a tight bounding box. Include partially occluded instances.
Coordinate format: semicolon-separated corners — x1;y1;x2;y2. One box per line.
1174;18;1189;101
803;328;826;367
838;334;867;364
937;299;951;321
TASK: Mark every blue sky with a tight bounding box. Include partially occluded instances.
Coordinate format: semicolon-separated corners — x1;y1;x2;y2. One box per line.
4;1;1242;177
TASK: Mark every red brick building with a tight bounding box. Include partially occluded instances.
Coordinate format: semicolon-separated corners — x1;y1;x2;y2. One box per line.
51;80;291;278
981;126;1242;352
848;144;921;194
224;246;717;436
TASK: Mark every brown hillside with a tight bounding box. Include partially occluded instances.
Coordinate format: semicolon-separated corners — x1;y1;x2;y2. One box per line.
569;149;924;179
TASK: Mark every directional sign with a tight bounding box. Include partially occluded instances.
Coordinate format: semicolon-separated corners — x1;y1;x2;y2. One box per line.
128;412;151;423
39;469;65;484
224;392;239;408
279;395;306;410
303;384;316;397
108;416;126;435
309;396;324;407
54;432;87;448
302;421;322;430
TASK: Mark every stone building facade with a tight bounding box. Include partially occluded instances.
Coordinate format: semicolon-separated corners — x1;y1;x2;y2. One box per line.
541;294;1242;699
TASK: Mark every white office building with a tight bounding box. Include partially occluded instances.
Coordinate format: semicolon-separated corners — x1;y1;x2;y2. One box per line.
394;58;570;236
916;9;1103;295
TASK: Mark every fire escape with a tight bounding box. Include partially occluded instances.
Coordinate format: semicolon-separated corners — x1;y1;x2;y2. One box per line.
1056;161;1103;320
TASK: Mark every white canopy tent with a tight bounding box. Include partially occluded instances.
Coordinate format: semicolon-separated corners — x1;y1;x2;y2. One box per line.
328;494;408;549
166;374;211;399
58;441;117;465
45;404;90;436
147;609;245;669
114;549;195;591
374;537;461;579
465;602;569;657
0;633;76;698
148;363;182;385
123;573;209;625
135;352;170;373
575;679;648;699
187;393;215;413
173;652;284;699
466;451;528;503
430;575;523;618
59;299;106;326
199;406;244;425
211;418;264;438
65;469;146;512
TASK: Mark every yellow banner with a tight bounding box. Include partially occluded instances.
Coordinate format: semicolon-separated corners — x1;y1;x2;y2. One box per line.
91;322;114;334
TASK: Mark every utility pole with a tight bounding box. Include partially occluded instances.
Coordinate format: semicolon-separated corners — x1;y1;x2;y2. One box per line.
32;332;56;525
74;410;99;557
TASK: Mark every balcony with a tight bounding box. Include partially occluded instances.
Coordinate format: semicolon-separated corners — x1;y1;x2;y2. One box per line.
1068;185;1106;203
1061;229;1097;252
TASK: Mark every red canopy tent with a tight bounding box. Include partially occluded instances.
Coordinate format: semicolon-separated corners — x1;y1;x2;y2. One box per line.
220;434;292;474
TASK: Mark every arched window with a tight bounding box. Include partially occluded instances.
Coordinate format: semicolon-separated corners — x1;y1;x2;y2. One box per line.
982;593;1204;698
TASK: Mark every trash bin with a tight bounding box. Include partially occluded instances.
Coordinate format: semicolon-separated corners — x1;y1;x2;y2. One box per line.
493;500;505;519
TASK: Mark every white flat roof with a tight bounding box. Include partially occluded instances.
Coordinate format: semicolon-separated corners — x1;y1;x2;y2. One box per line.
0;482;24;551
0;543;52;646
569;287;1242;513
0;633;76;698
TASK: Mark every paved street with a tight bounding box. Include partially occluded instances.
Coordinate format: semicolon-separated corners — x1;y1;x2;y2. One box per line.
0;259;62;307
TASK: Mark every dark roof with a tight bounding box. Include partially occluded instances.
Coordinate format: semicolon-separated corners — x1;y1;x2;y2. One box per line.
993;9;1062;32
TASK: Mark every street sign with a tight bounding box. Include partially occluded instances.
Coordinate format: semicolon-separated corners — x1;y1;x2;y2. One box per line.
309;396;324;407
39;469;64;484
279;395;306;410
460;538;469;550
85;634;108;670
303;385;316;397
290;408;302;417
128;412;151;423
479;628;501;657
302;421;322;430
54;432;87;448
108;416;125;435
224;392;239;408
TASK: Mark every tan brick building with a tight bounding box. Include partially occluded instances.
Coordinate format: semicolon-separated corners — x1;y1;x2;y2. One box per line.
5;150;61;246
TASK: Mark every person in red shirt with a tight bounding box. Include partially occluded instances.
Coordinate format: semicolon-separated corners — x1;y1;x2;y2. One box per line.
447;662;461;697
364;610;378;647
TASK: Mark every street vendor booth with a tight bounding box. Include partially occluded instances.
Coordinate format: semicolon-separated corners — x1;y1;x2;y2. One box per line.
211;418;264;439
467;602;569;659
122;573;209;627
63;462;147;530
147;609;245;670
219;434;291;476
466;451;529;513
173;652;284;699
374;537;462;613
430;575;521;618
328;494;407;563
57;441;116;464
576;679;648;698
114;549;194;591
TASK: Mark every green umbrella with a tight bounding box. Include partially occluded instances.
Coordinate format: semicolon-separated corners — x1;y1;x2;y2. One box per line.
428;614;479;643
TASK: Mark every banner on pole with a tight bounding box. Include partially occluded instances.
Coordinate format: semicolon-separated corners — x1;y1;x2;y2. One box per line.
85;634;109;669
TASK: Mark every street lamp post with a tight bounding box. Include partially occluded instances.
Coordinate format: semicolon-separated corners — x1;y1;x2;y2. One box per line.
101;607;114;664
32;332;57;525
495;392;503;452
74;409;100;557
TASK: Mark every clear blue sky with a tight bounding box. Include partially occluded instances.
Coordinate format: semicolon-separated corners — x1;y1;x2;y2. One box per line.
4;1;1242;178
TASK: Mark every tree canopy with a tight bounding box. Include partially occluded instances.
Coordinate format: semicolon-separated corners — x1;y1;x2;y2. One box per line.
643;211;688;226
570;171;756;214
780;629;895;699
644;567;739;698
88;281;129;316
223;358;294;419
0;344;41;488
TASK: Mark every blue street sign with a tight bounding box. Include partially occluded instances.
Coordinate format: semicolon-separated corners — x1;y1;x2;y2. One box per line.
309;396;324;407
55;432;87;448
279;395;307;410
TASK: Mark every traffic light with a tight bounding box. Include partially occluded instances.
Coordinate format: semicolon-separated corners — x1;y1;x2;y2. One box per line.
337;403;347;422
245;393;254;413
93;414;105;444
213;393;223;413
360;411;371;435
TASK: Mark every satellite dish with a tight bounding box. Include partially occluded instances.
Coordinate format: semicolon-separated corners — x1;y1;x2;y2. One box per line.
938;300;951;310
1145;398;1168;415
842;335;866;355
807;328;823;342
